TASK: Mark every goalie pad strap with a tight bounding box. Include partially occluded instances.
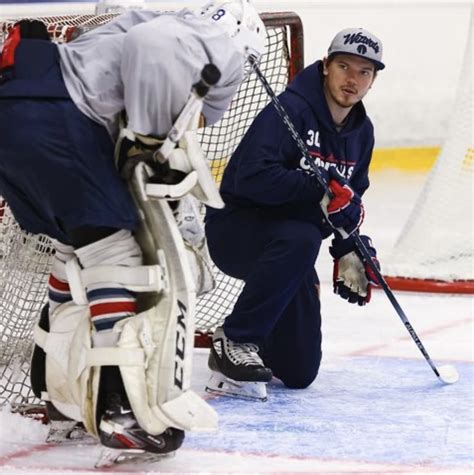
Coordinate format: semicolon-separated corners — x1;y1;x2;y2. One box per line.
87;347;145;367
65;258;168;305
81;264;166;291
35;324;146;367
34;324;49;351
145;171;198;201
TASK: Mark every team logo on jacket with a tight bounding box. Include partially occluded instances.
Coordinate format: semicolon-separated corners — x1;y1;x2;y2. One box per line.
299;153;354;178
299;128;355;177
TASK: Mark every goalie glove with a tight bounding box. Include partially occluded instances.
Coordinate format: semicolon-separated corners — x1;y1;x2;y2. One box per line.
329;234;380;306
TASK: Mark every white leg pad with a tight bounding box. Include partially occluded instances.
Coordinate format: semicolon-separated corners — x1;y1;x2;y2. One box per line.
112;163;219;434
34;301;94;427
35;148;219;438
112;309;218;434
173;195;215;295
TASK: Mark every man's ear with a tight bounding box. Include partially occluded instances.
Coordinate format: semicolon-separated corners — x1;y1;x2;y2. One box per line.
322;57;329;76
369;72;377;88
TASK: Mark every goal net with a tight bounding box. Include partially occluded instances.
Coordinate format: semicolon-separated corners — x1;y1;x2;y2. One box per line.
383;16;473;294
0;11;304;406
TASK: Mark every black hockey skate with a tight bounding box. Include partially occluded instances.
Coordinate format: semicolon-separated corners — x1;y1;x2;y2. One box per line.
96;393;184;467
209;327;272;382
206;327;272;402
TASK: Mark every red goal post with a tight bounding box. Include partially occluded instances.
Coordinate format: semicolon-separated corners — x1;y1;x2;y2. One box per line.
0;11;304;407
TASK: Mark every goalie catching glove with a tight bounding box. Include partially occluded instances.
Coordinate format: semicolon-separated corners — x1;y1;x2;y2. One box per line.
329;234;380;305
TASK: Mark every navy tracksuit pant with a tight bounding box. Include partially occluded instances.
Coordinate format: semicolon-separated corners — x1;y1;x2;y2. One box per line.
205;207;323;389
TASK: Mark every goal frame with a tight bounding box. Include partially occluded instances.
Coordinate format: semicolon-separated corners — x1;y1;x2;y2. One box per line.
384;276;474;294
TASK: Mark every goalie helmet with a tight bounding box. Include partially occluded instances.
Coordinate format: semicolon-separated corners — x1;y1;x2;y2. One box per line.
197;0;266;62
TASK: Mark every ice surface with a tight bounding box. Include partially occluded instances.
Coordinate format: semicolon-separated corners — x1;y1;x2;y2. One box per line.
0;170;472;473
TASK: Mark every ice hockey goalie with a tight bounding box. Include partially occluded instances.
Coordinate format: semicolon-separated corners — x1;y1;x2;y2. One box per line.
0;0;266;466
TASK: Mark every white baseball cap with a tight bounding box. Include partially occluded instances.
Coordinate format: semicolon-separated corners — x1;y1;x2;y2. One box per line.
328;27;385;70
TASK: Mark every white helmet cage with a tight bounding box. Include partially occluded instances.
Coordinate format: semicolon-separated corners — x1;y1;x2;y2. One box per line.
198;0;267;63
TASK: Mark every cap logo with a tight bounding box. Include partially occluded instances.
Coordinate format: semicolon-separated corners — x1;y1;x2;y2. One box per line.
343;32;380;54
357;44;367;55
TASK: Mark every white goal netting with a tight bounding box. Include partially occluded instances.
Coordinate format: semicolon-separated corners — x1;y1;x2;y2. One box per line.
384;15;473;290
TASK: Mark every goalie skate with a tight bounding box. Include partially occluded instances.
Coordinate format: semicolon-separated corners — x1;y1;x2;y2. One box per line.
96;393;184;468
205;370;268;402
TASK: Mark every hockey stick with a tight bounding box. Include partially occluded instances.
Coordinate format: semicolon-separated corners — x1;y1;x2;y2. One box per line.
249;57;458;385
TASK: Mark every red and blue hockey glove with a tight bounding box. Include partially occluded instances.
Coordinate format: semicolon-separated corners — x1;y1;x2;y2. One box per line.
329;235;380;306
322;168;364;236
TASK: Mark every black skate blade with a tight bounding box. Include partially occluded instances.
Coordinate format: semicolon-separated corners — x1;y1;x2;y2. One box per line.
96;447;174;468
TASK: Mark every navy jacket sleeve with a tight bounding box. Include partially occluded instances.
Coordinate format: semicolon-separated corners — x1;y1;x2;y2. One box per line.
348;120;374;197
223;97;324;207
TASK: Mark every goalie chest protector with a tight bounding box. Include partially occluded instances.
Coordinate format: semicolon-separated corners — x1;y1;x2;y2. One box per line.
0;35;70;99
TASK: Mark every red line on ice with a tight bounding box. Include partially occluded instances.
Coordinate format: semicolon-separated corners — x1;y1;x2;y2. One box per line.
0;443;54;465
346;316;472;357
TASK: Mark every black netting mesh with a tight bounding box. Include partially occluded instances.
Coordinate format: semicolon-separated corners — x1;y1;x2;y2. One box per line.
0;13;301;406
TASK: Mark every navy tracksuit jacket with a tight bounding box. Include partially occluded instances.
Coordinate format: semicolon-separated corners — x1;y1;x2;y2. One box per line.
205;61;374;388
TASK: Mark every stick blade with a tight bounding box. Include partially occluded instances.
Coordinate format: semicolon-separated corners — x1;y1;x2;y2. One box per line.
438;364;459;384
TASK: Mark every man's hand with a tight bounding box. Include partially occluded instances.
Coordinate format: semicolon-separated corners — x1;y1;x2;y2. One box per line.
329;235;380;306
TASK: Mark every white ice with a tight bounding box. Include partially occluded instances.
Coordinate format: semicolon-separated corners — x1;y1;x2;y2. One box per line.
0;170;472;474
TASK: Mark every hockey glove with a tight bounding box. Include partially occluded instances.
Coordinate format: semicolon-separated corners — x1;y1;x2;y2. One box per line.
323;168;364;236
329;234;380;306
115;131;186;184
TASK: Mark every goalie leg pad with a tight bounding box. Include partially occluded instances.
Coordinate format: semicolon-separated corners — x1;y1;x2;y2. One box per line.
176;130;224;209
34;301;91;425
173;195;215;295
115;164;218;434
36;156;218;439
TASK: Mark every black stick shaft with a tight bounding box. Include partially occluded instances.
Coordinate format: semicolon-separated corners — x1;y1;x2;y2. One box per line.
249;58;441;380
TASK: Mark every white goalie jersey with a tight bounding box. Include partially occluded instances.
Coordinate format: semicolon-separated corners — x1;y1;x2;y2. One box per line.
58;8;245;139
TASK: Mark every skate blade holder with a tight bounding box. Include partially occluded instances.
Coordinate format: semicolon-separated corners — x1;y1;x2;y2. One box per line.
205;371;268;402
